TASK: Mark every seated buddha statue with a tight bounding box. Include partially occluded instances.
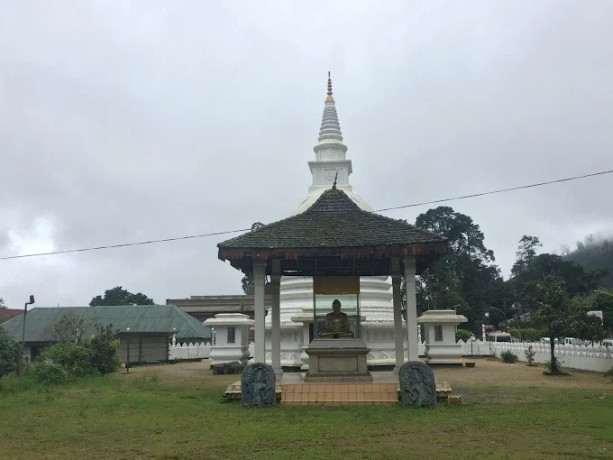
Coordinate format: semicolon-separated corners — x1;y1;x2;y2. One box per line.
319;299;354;338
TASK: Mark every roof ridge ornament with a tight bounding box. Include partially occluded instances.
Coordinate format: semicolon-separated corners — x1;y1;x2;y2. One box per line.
332;170;338;189
326;71;334;102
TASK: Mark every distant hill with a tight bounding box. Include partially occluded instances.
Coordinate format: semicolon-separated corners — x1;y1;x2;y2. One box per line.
564;237;613;289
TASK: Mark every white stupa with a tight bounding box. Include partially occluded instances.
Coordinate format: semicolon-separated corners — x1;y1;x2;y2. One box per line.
264;74;404;368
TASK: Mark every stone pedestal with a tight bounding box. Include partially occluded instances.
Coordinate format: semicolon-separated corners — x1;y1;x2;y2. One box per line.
418;310;467;365
305;338;372;382
204;313;254;367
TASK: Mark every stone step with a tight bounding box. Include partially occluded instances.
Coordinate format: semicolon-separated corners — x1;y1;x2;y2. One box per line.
281;383;398;405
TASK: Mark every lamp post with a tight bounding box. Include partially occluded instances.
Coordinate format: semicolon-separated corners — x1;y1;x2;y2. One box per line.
18;295;35;376
126;327;130;373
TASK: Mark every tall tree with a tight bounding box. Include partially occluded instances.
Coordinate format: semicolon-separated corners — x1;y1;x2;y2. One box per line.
522;276;603;373
89;287;155;306
415;207;504;332
511;235;542;277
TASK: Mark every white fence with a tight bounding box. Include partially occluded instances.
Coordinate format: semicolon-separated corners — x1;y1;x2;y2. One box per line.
168;342;211;361
458;339;613;373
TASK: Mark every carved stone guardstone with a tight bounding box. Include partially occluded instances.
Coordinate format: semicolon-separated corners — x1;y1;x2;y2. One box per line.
399;361;436;408
241;363;276;408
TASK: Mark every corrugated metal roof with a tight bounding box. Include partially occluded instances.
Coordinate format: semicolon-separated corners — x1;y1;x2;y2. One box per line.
0;305;211;343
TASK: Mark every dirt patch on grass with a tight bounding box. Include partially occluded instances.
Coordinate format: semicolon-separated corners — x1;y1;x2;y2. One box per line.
433;358;611;390
117;358;611;391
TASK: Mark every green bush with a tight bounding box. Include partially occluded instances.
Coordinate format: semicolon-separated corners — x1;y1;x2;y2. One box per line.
39;342;96;377
455;328;473;342
524;344;536;365
89;324;119;375
0;328;20;378
500;350;518;363
30;361;71;385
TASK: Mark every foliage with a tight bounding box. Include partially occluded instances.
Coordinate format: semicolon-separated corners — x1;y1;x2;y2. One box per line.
579;289;613;335
520;276;604;373
500;350;518;363
89;324;120;374
53;311;89;343
0;297;5;308
241;272;254;295
89;286;155;306
525;345;536;365
38;341;96;377
565;235;613;289
510;252;602;299
414;206;505;333
455;328;473;342
511;235;542;277
508;327;542;342
0;327;20;378
29;361;71;385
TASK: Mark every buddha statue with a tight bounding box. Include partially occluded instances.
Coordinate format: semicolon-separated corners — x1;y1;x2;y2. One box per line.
319;299;354;338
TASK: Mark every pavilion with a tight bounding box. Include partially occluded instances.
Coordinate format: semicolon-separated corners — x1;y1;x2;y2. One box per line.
217;183;447;377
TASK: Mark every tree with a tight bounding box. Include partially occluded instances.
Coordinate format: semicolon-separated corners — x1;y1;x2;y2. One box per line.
241;272;254;295
565;236;613;289
509;253;602;299
89;324;119;374
414;207;505;332
0;297;5;309
53;311;90;344
89;287;155;306
511;235;542;277
523;276;603;373
0;327;19;378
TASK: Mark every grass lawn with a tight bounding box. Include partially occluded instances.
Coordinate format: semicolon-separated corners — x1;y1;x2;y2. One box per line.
1;360;612;459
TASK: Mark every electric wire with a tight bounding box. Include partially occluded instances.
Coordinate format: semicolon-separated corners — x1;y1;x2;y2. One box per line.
1;168;612;261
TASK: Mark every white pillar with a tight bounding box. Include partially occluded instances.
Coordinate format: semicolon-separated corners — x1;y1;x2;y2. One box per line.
392;272;404;372
253;260;266;363
271;260;282;375
403;256;418;361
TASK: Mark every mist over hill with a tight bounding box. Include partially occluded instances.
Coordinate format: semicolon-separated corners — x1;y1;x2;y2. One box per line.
564;236;613;289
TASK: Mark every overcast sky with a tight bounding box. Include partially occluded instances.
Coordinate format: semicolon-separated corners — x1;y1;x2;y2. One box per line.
1;1;612;309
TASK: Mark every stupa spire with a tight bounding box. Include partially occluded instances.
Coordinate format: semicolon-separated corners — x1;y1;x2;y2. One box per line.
315;72;346;151
326;71;334;102
296;73;372;213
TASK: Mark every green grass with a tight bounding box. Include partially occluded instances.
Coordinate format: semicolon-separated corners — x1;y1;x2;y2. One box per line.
1;370;612;459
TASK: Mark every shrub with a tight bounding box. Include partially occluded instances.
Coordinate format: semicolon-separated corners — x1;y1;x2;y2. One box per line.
39;341;96;377
455;328;473;342
500;350;518;363
0;328;20;378
525;345;536;366
30;361;71;385
89;324;119;375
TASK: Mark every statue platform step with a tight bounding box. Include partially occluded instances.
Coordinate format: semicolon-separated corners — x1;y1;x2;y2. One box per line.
224;377;453;405
281;383;398;405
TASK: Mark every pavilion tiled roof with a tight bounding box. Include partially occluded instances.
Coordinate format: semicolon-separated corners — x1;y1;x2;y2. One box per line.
219;187;446;250
218;188;447;276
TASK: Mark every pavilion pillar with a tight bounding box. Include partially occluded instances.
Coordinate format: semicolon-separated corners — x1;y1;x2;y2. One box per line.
391;258;405;372
270;260;282;376
253;260;266;363
403;256;419;361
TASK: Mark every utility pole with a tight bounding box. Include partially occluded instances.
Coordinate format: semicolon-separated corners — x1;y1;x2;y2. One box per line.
18;295;35;376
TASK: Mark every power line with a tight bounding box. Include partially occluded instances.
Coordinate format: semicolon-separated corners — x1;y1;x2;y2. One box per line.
1;168;612;261
0;228;250;261
375;168;613;213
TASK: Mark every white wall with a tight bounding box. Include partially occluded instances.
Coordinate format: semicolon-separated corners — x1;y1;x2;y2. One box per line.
168;341;211;361
457;339;613;373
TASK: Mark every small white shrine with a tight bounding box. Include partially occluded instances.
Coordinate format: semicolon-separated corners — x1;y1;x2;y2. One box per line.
418;310;468;365
203;313;254;366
